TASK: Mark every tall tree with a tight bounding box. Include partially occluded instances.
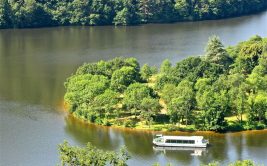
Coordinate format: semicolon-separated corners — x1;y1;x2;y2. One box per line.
0;0;13;28
123;83;156;111
140;64;157;81
205;35;232;68
234;36;263;74
247;92;267;125
113;0;140;25
160;59;172;74
140;97;161;126
111;66;138;92
195;77;229;131
167;80;195;125
139;0;156;22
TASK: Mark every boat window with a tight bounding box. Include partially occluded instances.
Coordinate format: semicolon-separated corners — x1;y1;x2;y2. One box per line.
183;140;189;144
155;138;163;143
170;140;176;143
165;139;196;144
189;140;195;144
177;140;182;143
165;139;171;143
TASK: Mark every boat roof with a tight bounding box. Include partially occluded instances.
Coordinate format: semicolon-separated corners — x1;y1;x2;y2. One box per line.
160;136;204;140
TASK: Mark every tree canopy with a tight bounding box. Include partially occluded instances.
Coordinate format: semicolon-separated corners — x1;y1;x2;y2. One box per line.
64;36;267;132
1;0;267;28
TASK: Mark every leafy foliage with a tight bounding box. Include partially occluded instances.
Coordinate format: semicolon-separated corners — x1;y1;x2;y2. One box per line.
157;36;267;131
64;36;267;131
58;141;130;166
1;0;267;28
64;58;160;125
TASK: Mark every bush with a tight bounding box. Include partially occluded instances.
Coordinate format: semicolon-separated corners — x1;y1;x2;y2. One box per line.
102;118;111;126
113;119;124;126
153;126;163;131
244;122;266;130
255;123;265;130
180;126;196;132
167;125;179;132
58;141;130;166
123;120;136;128
227;122;245;131
86;112;97;123
95;117;103;125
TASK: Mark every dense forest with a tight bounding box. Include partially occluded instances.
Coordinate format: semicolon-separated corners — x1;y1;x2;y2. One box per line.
64;35;267;132
1;0;267;28
58;141;261;166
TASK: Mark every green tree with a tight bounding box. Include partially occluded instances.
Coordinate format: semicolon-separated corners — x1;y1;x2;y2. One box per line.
64;74;110;112
228;74;247;123
234;36;264;74
166;80;195;125
123;83;157;111
2;0;267;28
140;64;157;81
68;0;90;25
59;141;130;166
247;92;267;125
174;0;190;19
88;0;115;25
195;77;229;131
161;84;177;104
12;0;52;28
205;35;232;68
246;57;267;93
168;97;182;124
139;0;157;22
160;59;172;74
228;160;257;166
140;97;161;126
154;0;176;22
111;66;138;92
113;0;140;25
0;0;13;28
93;89;119;118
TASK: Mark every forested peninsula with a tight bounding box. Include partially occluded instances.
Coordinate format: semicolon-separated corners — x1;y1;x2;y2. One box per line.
64;36;267;132
1;0;267;28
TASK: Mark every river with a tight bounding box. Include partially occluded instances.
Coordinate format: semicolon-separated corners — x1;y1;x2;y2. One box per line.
0;11;267;166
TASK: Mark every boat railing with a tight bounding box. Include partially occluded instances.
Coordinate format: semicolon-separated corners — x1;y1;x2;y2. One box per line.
153;134;163;139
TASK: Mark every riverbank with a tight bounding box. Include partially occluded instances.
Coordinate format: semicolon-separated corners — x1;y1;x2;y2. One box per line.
67;110;266;133
66;113;267;135
1;0;267;28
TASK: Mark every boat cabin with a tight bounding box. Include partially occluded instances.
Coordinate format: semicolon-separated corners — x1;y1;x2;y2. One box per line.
153;135;209;148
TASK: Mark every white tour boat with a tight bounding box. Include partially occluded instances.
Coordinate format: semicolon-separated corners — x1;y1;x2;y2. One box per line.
153;134;209;148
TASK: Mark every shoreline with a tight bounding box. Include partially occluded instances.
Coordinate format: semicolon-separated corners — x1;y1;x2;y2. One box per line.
1;10;267;30
66;113;267;134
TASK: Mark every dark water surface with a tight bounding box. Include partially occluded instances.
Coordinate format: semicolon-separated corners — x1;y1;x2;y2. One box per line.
1;11;267;166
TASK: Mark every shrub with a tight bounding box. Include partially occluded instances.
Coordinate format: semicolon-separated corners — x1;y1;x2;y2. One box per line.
255;123;265;130
167;125;179;132
123;120;136;128
227;122;244;131
102;118;111;126
153;126;163;131
95;117;103;125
